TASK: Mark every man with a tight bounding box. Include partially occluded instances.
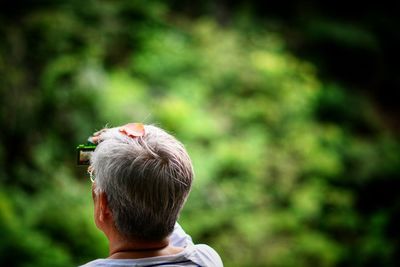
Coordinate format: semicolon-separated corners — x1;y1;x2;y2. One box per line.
79;123;223;266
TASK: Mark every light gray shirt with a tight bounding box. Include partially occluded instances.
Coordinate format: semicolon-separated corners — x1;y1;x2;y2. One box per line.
79;224;223;267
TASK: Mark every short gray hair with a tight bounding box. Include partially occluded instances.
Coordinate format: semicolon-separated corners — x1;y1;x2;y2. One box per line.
90;124;194;241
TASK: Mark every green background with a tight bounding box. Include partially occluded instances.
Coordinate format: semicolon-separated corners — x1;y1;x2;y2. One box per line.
1;1;399;266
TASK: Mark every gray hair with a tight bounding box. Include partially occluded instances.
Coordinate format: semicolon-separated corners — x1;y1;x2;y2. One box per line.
90;124;194;241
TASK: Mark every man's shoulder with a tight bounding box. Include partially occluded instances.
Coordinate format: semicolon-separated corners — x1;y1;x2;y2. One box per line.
78;258;107;267
79;245;223;267
186;244;223;267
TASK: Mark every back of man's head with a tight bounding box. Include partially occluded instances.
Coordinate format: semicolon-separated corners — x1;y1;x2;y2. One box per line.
90;124;194;241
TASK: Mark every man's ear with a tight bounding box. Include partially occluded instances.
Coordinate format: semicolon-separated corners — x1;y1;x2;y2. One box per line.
98;192;112;222
91;183;96;201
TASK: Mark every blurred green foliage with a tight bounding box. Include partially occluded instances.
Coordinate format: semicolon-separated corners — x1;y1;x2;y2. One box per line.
0;1;399;267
